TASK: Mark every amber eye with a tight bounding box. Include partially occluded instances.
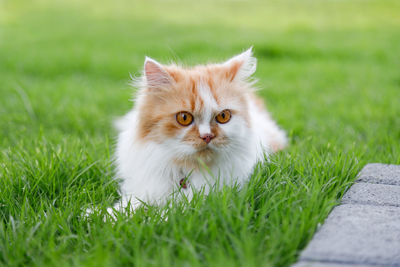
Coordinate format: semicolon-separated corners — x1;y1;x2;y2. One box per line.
176;111;193;126
215;109;231;124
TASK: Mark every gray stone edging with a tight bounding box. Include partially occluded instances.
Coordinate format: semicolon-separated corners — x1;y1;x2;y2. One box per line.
293;163;400;267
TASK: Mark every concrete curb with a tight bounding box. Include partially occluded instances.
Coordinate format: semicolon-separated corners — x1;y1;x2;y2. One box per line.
293;163;400;267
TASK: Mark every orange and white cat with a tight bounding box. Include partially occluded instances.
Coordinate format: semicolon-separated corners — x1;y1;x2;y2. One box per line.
115;48;287;209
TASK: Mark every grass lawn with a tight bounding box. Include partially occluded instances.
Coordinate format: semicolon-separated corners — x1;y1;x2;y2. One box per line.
1;0;400;266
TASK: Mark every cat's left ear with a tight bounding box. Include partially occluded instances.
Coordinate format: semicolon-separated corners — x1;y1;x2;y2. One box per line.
223;47;257;82
144;57;173;89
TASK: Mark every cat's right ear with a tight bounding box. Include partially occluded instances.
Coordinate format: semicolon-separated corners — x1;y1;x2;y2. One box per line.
223;47;257;82
144;57;172;89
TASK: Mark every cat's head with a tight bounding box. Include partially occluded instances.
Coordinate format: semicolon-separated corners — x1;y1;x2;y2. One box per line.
134;48;257;165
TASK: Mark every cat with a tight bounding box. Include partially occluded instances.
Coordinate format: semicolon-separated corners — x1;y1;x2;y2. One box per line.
114;48;287;210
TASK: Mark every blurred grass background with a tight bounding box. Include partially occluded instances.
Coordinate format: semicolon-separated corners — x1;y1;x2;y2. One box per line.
1;0;400;266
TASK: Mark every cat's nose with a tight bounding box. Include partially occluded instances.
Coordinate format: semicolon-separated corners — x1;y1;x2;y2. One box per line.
200;133;215;144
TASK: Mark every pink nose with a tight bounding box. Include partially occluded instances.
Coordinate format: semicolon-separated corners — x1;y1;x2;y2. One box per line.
200;133;215;144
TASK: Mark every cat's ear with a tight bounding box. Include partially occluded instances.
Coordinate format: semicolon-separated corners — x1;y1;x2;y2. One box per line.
144;57;172;88
223;47;257;81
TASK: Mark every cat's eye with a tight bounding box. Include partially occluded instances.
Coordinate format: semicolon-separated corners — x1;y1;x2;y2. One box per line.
215;109;231;124
176;111;193;126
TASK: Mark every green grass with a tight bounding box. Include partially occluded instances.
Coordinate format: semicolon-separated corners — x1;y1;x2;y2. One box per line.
1;0;400;266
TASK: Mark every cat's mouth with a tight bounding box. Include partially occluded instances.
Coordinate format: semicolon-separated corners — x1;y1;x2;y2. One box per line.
193;141;215;150
188;140;220;158
194;146;214;159
192;143;215;154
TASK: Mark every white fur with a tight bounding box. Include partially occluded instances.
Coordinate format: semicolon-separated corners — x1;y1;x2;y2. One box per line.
114;49;287;210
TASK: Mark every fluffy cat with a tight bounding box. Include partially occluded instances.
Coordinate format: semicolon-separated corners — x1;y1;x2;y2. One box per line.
115;48;287;209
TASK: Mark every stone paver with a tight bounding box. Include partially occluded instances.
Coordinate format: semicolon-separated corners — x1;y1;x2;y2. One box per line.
293;261;374;267
300;204;400;266
342;182;400;207
294;163;400;267
357;163;400;185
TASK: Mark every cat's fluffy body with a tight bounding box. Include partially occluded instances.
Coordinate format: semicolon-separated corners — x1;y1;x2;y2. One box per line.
115;48;287;208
